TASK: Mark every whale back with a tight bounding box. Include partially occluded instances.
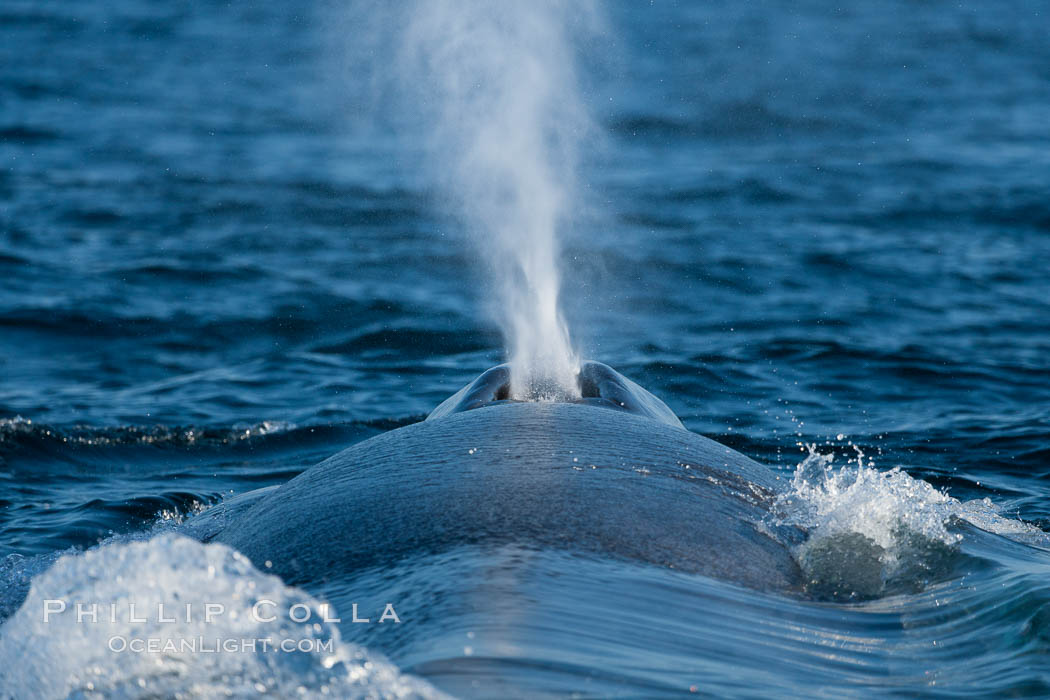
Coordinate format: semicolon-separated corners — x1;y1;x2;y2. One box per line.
215;402;799;592
209;385;804;695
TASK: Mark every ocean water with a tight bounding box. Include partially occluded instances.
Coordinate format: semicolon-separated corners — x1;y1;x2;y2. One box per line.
2;0;1050;697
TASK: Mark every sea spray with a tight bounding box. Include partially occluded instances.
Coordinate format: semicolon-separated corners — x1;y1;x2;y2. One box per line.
774;441;1050;599
392;0;599;400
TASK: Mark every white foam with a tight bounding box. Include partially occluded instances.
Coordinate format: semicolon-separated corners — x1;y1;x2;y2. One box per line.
775;444;1049;598
0;533;442;699
954;497;1050;548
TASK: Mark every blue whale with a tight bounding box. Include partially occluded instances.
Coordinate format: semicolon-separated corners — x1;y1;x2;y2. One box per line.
199;362;802;694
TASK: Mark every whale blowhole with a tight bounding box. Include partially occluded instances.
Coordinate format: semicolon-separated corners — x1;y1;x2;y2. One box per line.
428;361;684;429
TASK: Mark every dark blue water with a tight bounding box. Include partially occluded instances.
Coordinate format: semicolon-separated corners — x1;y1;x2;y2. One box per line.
2;0;1049;697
